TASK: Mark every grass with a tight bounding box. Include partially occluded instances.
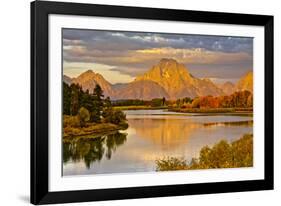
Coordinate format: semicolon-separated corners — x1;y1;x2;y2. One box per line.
63;122;128;139
156;134;253;171
63;114;128;139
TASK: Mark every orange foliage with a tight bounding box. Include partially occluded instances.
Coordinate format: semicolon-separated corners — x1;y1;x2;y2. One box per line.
189;90;252;109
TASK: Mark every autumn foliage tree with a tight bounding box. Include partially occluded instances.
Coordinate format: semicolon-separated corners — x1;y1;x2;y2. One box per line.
187;90;253;109
156;134;253;171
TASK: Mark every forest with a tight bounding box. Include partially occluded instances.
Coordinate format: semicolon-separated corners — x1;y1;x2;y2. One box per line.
110;90;252;110
63;81;253;138
63;83;127;138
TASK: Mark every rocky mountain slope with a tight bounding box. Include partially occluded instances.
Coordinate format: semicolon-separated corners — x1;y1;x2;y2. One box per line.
63;59;253;100
70;70;115;97
235;71;253;92
115;80;170;100
135;58;223;99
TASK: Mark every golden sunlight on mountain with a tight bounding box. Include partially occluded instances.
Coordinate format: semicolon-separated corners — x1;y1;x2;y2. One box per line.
236;71;253;92
63;59;253;100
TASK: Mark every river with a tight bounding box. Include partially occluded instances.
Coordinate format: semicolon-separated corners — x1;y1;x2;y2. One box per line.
63;109;253;176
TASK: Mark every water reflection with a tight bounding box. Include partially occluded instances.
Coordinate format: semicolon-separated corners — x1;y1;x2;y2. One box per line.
63;132;127;168
63;110;253;175
128;118;200;149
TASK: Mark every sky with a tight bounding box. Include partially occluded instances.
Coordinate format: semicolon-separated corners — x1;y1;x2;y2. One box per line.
63;29;253;84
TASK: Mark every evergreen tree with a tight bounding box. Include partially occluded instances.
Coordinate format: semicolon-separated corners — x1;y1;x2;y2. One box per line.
70;84;79;115
102;97;112;119
162;97;166;106
63;82;71;115
90;84;104;123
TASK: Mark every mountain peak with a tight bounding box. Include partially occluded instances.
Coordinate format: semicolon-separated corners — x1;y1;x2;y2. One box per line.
136;59;189;82
159;58;177;64
135;59;223;99
236;70;253;92
71;69;114;96
81;69;95;75
76;69;98;81
158;58;181;70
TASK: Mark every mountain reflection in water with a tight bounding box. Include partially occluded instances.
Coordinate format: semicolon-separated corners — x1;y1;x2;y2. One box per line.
127;118;200;149
63;110;253;175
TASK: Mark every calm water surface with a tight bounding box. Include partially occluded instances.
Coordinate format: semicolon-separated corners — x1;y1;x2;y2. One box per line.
63;110;253;176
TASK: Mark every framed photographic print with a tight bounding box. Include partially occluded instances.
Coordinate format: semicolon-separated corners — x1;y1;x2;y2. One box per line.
31;0;274;204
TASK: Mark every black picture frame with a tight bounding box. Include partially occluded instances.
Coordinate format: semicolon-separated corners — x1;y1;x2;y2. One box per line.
31;0;274;204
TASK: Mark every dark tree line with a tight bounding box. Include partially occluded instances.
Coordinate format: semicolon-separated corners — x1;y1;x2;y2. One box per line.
112;99;149;106
63;82;126;125
111;97;166;107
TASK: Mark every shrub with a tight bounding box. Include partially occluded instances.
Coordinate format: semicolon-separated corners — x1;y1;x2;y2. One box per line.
190;134;253;169
103;108;127;125
156;157;188;171
78;107;90;127
63;115;80;128
155;134;253;171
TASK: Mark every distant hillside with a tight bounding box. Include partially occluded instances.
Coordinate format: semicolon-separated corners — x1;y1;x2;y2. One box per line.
63;75;72;85
219;81;235;95
66;70;115;97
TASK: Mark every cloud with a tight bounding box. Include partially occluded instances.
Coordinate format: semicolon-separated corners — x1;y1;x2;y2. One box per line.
63;29;253;53
63;62;134;84
62;29;253;81
135;47;251;65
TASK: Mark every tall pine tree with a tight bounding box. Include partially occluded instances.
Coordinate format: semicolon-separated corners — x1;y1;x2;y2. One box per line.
90;84;104;123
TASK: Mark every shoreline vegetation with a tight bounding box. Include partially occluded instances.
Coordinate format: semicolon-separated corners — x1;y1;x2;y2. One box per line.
155;134;253;171
63;82;254;172
111;91;253;116
63;83;128;139
113;105;168;110
168;107;253;113
63;115;128;139
63;82;253;140
203;120;253;127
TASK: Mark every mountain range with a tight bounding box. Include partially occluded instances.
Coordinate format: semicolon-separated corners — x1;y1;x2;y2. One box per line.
63;58;253;100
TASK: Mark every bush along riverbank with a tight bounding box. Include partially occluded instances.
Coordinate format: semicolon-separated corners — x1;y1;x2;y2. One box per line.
63;83;128;139
155;134;253;171
63;116;128;139
167;91;253;114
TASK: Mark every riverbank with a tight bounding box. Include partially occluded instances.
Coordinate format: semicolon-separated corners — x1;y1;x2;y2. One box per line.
168;107;253;114
113;105;168;110
203;120;253;127
63;122;128;139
